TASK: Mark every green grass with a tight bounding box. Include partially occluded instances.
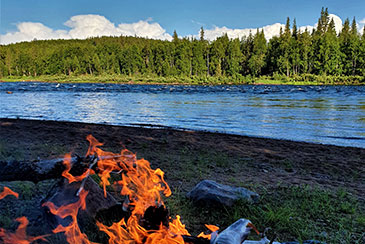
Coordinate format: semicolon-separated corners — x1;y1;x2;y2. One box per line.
0;142;24;161
165;185;365;244
1;127;364;243
2;73;364;85
0;141;68;161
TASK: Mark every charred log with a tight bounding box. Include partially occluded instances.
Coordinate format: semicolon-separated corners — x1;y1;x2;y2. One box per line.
182;235;210;244
140;205;169;230
0;156;96;182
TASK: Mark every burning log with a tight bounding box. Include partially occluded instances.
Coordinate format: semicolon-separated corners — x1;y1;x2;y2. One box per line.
1;134;283;244
182;235;211;244
0;156;90;182
0;217;49;244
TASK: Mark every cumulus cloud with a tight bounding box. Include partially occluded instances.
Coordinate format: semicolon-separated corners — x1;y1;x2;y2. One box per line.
0;14;172;44
359;18;365;34
201;13;344;41
1;13;359;44
203;23;285;41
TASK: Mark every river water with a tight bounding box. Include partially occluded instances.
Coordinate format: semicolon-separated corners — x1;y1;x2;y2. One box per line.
1;82;364;148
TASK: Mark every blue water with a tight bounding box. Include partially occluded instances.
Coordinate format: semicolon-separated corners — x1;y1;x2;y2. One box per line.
1;82;365;148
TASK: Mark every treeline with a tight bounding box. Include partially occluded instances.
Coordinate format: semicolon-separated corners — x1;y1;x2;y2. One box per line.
1;8;365;84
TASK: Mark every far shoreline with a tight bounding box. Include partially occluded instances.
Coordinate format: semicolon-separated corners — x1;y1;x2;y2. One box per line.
1;73;364;86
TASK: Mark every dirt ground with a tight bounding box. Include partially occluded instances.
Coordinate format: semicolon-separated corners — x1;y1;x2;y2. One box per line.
1;118;364;199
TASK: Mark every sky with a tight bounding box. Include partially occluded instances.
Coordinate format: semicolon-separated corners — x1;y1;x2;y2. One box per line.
1;0;365;44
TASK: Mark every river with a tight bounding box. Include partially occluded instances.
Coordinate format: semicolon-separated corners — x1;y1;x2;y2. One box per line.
1;82;364;148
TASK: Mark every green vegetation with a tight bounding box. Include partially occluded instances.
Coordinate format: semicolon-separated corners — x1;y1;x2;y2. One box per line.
1;8;365;85
166;185;365;243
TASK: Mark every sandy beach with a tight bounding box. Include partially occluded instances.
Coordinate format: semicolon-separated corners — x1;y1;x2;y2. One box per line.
1;118;364;199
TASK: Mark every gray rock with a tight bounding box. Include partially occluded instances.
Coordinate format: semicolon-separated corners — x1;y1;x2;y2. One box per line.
187;180;259;206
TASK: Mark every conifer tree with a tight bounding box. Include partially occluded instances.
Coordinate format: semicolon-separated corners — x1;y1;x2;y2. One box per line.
240;31;254;75
359;27;365;75
200;27;205;42
248;29;267;76
339;18;351;74
349;17;360;75
321;19;341;75
226;38;243;76
278;17;292;76
298;28;312;74
290;19;300;75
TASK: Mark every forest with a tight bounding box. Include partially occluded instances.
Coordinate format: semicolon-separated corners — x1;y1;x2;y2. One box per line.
1;8;365;85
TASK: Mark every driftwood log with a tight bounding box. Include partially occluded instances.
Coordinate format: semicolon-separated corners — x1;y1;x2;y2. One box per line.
0;156;93;182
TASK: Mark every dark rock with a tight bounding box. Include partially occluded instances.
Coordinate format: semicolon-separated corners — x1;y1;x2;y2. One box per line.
187;180;259;206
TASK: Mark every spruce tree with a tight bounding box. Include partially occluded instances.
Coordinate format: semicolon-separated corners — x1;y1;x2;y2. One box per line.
248;29;267;76
298;28;312;74
350;17;360;75
278;17;291;76
291;19;300;75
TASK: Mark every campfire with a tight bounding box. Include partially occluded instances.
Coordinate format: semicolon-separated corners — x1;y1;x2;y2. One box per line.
0;135;276;244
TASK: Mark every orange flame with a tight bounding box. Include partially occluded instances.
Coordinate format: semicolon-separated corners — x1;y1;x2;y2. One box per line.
0;187;49;243
0;186;19;200
42;190;98;244
96;215;189;244
1;135;229;244
60;135;191;243
62;153;95;184
88;135;189;243
197;224;220;240
0;217;49;244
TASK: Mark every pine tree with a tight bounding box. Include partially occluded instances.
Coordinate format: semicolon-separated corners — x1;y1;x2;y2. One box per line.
200;27;205;42
339;18;351;74
191;39;207;76
359;27;365;75
226;38;243;76
349;17;360;75
265;35;281;75
248;29;267;76
298;28;312;74
321;19;341;75
278;17;291;76
240;31;254;75
173;30;179;43
209;34;229;76
290;19;300;75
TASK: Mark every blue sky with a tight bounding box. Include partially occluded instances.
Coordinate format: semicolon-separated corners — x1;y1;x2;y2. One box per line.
1;0;365;44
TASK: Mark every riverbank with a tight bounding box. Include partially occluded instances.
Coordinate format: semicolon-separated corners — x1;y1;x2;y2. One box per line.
1;73;364;85
0;118;364;243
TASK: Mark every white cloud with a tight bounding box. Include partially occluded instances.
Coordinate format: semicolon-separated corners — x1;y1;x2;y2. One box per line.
0;14;172;44
0;13;355;44
359;18;365;34
328;14;343;34
201;13;343;41
202;23;285;41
